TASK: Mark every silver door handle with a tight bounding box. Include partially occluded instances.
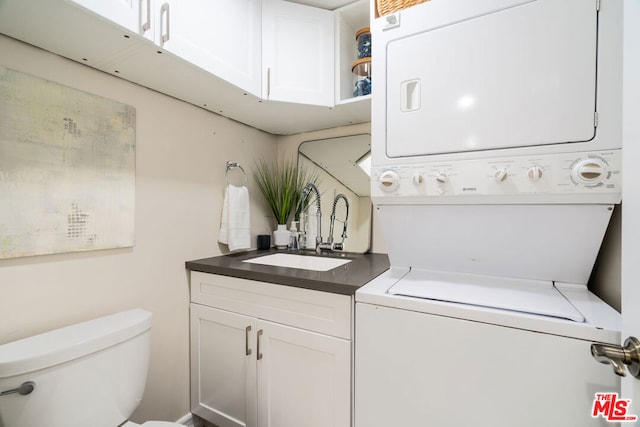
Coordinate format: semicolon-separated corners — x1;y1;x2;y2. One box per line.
142;0;151;32
257;329;263;360
591;336;640;378
245;325;252;356
160;3;170;45
266;68;271;98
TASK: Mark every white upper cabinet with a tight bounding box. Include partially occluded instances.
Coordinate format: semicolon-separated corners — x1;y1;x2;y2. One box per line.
0;0;370;134
69;0;262;96
150;0;262;97
68;0;141;33
262;0;335;107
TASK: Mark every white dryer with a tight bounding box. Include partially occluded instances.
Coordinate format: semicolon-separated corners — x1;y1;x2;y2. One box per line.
356;0;624;425
372;0;621;167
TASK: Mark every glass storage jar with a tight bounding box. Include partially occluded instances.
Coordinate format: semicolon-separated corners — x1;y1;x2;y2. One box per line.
352;57;372;97
356;27;371;58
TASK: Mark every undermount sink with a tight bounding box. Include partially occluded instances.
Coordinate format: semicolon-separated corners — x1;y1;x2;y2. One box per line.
243;253;351;271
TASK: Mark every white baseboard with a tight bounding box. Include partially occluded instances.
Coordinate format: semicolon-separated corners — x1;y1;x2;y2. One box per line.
176;413;203;427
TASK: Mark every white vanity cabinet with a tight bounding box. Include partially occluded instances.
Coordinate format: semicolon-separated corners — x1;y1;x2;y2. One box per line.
190;271;352;427
262;0;334;106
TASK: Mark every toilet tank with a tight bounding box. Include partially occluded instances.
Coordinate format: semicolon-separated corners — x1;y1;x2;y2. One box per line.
0;309;153;427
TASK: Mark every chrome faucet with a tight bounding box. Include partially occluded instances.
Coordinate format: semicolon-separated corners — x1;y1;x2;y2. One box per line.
298;183;323;254
323;194;349;251
298;183;350;254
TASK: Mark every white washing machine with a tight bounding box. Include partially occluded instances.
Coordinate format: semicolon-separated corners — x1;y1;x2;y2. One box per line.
356;268;620;426
356;0;624;425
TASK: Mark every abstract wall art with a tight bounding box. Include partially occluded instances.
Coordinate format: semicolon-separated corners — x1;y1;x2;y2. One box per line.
0;66;136;259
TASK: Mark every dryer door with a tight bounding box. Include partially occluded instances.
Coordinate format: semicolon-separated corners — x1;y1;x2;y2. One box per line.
386;0;598;158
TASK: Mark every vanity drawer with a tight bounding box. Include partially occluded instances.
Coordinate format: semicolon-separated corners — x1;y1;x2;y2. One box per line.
190;271;352;339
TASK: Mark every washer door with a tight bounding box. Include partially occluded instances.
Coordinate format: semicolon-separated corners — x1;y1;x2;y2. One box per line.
386;0;598;157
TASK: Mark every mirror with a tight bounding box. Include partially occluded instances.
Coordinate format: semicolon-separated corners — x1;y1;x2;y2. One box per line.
298;134;371;253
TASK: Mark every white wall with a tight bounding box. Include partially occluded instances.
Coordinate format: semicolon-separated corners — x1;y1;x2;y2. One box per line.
0;35;277;423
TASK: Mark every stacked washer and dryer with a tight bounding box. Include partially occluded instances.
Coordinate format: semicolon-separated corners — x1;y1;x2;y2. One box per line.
355;0;623;426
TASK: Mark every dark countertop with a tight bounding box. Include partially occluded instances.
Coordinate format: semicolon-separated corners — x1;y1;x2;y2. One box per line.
186;249;390;295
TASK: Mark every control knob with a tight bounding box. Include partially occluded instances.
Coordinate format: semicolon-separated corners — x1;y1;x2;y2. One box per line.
435;172;449;184
378;170;400;192
413;172;425;185
493;168;509;183
571;157;608;186
527;165;544;182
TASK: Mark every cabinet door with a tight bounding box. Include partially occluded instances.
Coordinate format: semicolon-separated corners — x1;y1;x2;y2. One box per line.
68;0;141;33
191;304;257;427
256;320;351;427
262;0;335;107
160;0;262;96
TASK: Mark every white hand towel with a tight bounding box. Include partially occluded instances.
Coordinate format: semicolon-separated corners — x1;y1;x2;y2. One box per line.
219;184;251;251
218;186;230;244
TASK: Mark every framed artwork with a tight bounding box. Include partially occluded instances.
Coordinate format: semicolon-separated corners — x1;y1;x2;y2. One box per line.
0;66;136;259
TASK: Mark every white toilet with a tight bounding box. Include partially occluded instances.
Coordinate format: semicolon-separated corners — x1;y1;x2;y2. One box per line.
0;309;184;427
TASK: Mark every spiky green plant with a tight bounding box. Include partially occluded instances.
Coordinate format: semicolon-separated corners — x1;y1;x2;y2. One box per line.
253;159;318;226
253;159;298;225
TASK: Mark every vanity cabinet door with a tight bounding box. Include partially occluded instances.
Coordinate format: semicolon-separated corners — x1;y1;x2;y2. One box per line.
190;303;257;427
262;0;334;106
159;0;262;97
256;320;351;427
190;272;353;427
191;304;351;427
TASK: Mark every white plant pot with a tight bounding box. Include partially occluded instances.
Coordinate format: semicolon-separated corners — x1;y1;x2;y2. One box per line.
273;224;289;249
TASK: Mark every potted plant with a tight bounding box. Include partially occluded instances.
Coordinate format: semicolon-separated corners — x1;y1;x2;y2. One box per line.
253;159;316;249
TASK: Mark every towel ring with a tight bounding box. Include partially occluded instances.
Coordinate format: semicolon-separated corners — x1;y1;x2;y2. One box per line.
226;161;248;186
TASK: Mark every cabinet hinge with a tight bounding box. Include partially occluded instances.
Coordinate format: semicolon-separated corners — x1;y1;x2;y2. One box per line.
596;0;601;11
594;111;599;127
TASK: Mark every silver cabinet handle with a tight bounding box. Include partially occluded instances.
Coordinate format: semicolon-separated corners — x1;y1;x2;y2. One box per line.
1;381;35;397
267;68;271;97
257;329;263;360
245;325;252;356
142;0;151;32
160;3;170;45
591;336;640;378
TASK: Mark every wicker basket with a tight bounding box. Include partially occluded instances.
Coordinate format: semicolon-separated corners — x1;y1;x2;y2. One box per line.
376;0;429;17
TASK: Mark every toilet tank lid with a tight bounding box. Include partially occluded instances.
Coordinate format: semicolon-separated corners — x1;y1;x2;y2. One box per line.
0;309;152;379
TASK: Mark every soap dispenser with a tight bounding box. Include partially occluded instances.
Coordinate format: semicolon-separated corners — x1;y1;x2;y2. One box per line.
288;221;299;251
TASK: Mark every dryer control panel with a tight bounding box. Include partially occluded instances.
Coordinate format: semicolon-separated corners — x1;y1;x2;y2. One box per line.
372;150;621;204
